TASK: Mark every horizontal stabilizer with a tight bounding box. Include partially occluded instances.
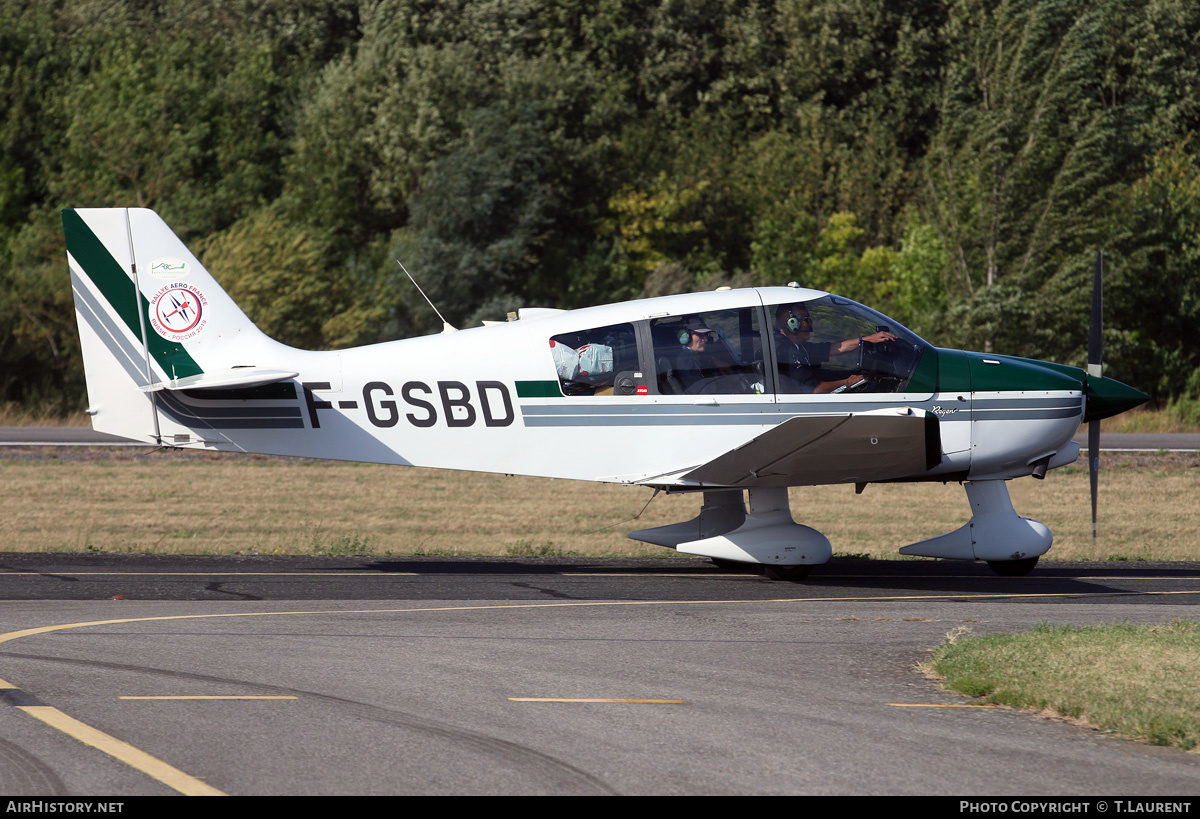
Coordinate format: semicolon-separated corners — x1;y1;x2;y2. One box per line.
681;408;940;488
138;367;299;393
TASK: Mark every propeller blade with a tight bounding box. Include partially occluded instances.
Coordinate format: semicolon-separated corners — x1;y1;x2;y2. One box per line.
1089;419;1099;545
1088;251;1103;545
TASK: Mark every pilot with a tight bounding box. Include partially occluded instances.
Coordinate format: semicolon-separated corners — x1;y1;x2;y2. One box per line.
774;303;897;394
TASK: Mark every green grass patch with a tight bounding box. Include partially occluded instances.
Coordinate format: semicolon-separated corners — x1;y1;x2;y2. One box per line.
927;621;1200;751
505;540;580;557
309;533;372;556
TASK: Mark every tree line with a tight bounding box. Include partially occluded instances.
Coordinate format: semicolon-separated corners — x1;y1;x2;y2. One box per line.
2;0;1197;411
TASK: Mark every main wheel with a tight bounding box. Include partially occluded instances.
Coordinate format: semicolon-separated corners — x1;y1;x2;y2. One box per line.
986;556;1039;577
763;564;813;582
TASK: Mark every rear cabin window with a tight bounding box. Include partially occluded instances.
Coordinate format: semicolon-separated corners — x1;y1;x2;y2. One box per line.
651;308;767;395
548;323;639;396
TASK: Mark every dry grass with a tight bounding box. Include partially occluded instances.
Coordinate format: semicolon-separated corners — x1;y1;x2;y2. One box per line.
0;448;1197;558
1104;404;1199;433
792;453;1200;561
0;450;693;556
0;403;90;427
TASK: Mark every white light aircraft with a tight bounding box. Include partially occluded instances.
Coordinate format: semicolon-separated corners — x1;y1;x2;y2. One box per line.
64;208;1147;579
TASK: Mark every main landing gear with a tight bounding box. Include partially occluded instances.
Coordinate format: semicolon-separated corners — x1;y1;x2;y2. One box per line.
629;487;828;582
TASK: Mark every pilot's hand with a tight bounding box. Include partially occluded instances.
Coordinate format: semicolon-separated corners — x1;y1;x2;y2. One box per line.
829;373;868;394
863;331;897;345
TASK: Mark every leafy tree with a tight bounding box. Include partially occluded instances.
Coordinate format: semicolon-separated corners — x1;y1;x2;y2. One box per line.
196;208;382;349
388;103;564;332
3;0;1199;411
1106;139;1200;397
922;0;1147;357
889;219;951;339
0;207;81;408
53;35;210;217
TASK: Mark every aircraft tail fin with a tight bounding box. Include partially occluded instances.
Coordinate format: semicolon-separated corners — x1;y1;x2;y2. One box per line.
64;208;295;444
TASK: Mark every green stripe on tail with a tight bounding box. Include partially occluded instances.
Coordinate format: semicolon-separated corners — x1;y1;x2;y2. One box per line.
63;209;202;380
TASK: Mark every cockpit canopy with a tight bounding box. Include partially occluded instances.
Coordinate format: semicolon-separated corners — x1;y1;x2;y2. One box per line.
547;293;928;397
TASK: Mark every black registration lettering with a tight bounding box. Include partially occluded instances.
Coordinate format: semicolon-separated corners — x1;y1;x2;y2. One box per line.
438;381;476;427
402;382;437;427
477;381;514;427
302;381;333;428
363;382;399;428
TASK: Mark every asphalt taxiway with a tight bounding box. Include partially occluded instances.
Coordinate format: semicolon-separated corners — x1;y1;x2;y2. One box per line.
1;555;1198;795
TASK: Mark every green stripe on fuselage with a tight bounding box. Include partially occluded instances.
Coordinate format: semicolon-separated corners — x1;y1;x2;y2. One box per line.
63;209;202;379
516;380;563;398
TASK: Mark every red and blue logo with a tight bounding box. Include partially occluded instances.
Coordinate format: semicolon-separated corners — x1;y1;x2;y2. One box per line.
149;283;208;341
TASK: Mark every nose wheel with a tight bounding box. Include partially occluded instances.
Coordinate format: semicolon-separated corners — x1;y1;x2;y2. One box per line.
763;564;813;581
986;556;1039;576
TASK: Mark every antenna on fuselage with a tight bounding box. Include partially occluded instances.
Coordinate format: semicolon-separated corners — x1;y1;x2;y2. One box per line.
396;260;457;333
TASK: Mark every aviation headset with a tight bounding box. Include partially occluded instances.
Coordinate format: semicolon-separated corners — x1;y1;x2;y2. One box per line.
783;307;812;334
677;326;716;345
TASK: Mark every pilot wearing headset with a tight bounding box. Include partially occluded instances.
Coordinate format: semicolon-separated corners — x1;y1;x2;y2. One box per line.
774;303;897;394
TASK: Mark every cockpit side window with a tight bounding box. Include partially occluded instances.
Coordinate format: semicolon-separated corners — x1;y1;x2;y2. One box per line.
651;308;767;395
548;322;640;396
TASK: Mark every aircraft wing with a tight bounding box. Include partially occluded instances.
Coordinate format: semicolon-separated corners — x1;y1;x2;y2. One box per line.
680;408;941;488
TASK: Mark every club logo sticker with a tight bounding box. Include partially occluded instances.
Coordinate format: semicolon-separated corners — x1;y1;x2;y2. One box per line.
149;283;208;341
148;257;190;280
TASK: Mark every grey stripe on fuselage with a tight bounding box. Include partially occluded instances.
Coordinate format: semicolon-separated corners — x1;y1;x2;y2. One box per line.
519;394;1082;426
524;414;777;427
970;407;1082;420
971;397;1082;409
520;403;776;416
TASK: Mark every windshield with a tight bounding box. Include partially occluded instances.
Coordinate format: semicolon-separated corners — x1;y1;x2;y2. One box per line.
769;295;926;394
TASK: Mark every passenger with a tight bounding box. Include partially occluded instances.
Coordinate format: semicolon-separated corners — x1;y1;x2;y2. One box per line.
774;303;897;394
671;320;718;392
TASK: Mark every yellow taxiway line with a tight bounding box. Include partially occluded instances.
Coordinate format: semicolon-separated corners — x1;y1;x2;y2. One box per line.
118;691;296;696
0;677;225;796
509;698;686;703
